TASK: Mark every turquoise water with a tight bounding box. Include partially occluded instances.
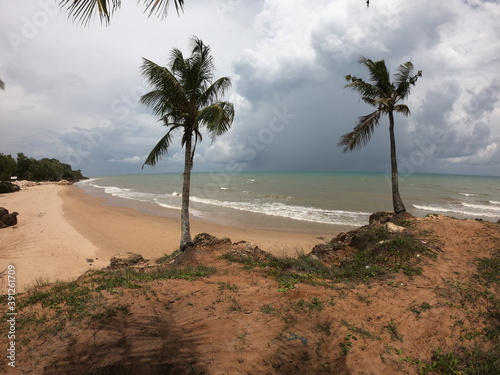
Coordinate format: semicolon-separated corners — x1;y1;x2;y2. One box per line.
77;172;500;232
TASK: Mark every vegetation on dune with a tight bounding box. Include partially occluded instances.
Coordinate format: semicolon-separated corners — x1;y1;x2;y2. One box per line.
5;265;215;323
1;219;499;374
220;224;435;291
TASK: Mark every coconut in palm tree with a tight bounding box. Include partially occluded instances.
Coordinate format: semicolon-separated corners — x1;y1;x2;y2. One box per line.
140;36;234;247
339;57;422;213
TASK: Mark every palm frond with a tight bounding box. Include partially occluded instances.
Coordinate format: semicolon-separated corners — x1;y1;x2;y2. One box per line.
338;110;381;152
142;130;174;167
394;61;422;100
199;77;232;106
0;79;4;90
143;0;184;19
394;104;411;117
197;102;235;139
140;57;188;117
345;79;380;102
59;0;184;26
59;0;119;26
358;56;392;97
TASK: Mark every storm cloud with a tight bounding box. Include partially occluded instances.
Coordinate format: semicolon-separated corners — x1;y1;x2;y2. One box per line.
1;0;499;177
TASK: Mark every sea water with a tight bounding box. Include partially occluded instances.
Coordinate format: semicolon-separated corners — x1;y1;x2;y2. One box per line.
77;172;500;232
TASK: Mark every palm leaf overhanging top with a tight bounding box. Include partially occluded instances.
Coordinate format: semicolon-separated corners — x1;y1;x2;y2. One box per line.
59;0;185;26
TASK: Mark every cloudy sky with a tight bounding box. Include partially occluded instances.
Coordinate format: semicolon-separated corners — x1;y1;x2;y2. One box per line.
1;0;499;177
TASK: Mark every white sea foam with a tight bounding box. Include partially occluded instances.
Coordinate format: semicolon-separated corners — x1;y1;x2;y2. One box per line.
190;195;369;226
459;193;476;197
490;200;500;205
413;203;500;218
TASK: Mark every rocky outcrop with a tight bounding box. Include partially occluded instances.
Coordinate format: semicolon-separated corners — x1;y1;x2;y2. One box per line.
108;252;146;268
311;211;416;264
385;222;405;233
0;207;18;228
0;182;21;194
193;233;232;248
369;211;394;225
227;241;271;262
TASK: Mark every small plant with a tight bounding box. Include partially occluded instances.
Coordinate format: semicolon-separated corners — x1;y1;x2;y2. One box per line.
218;281;239;292
420;348;461;375
315;321;332;336
385;319;403;342
340;333;357;355
410;302;433;318
260;304;276;314
356;293;372;305
228;296;242;312
341;320;382;341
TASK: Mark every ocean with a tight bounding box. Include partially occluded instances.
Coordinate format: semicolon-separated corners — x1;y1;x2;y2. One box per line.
77;172;500;233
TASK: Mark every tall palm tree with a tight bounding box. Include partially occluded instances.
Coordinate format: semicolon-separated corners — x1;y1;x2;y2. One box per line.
59;0;184;25
339;57;422;213
140;37;234;247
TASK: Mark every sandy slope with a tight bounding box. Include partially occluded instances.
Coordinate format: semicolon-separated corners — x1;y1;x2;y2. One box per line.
0;185;101;292
1;215;499;375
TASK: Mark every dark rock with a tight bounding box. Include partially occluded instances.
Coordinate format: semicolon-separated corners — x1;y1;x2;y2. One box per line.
390;211;415;225
2;212;18;227
0;182;20;194
227;242;270;262
369;211;394;225
108;252;145;268
193;233;231;248
0;207;18;228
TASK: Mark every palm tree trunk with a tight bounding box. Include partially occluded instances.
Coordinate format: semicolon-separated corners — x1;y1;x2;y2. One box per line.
180;133;193;247
388;111;406;213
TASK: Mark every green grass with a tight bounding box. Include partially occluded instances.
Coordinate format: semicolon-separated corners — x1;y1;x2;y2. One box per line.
341;320;382;341
15;265;216;322
421;247;500;375
421;346;500;375
220;227;434;290
474;252;500;286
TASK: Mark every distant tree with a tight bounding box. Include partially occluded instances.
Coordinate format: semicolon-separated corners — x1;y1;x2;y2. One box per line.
59;0;184;26
14;153;85;181
140;37;234;247
0;153;16;181
15;153;36;180
339;57;422;213
0;78;4;90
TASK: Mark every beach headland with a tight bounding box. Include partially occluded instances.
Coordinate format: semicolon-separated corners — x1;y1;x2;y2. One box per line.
0;183;332;292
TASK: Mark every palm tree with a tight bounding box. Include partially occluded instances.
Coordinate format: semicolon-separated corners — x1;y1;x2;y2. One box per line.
140;37;234;247
339;57;422;213
0;79;4;90
58;0;184;25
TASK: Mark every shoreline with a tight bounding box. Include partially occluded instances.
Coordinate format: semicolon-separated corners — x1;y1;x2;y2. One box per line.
1;184;335;292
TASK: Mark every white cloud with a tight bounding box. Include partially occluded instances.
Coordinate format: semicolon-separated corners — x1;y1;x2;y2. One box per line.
108;156;144;164
1;0;500;176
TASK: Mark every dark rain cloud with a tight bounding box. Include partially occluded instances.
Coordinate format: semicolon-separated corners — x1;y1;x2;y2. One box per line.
1;0;499;177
